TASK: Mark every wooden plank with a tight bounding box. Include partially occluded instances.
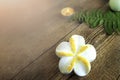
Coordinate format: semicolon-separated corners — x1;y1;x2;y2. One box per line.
0;0;113;80
68;35;120;80
24;24;120;80
10;0;109;80
0;0;104;79
45;26;106;80
0;0;80;80
59;6;120;80
12;22;118;80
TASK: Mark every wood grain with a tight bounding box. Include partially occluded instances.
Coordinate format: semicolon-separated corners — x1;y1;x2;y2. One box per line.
0;0;79;80
11;0;108;80
0;0;120;80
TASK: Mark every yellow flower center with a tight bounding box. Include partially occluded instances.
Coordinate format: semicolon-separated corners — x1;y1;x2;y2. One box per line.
73;45;88;57
67;46;89;72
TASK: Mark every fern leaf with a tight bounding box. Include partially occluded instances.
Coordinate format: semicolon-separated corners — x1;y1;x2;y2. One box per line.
72;10;120;35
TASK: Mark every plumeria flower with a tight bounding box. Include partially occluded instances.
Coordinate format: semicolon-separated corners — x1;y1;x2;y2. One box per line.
55;35;96;76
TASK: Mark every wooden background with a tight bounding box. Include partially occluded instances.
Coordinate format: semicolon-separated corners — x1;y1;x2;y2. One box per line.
0;0;120;80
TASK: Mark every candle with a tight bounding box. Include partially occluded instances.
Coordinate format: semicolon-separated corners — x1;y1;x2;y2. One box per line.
61;7;75;16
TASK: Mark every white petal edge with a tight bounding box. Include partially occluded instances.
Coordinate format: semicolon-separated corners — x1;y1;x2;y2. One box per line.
70;35;85;52
59;57;74;74
80;44;96;62
56;42;73;57
74;57;91;76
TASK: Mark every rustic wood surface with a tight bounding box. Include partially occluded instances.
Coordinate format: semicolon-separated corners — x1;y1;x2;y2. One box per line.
0;0;119;80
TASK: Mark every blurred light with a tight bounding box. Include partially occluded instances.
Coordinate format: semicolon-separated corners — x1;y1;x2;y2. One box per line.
61;7;75;16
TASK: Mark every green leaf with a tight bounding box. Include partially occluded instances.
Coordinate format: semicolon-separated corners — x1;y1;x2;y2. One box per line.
113;21;117;32
104;21;113;35
117;20;120;31
72;9;120;35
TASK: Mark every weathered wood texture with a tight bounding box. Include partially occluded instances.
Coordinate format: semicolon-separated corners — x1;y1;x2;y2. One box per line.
0;0;119;80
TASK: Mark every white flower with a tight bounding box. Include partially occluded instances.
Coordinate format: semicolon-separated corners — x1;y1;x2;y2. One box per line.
55;35;96;76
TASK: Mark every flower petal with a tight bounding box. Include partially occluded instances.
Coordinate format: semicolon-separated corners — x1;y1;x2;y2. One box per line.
59;57;75;74
69;35;85;53
74;56;91;76
77;45;88;54
56;42;74;57
80;44;96;62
